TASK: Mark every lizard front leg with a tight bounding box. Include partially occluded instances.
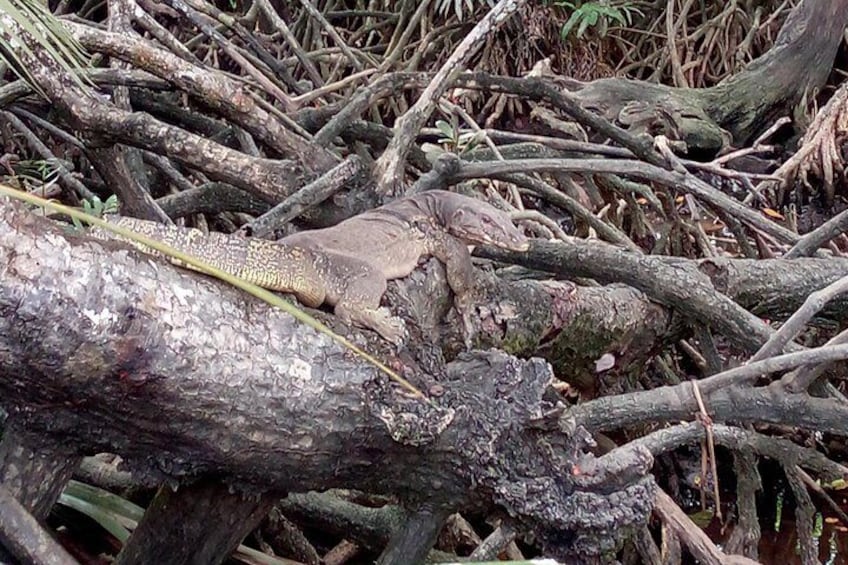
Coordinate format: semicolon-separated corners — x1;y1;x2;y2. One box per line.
427;233;477;348
328;258;408;345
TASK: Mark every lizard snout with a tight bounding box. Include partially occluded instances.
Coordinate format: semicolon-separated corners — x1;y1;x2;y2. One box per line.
504;229;530;252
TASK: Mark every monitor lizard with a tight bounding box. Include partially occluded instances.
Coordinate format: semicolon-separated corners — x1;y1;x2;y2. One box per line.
89;190;529;345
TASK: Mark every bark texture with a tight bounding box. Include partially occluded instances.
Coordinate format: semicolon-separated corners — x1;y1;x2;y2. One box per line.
0;201;656;562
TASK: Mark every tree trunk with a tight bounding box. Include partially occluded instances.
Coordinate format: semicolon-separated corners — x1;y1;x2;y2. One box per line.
0;201;656;563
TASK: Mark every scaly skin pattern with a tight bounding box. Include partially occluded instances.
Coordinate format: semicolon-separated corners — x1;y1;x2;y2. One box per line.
90;190;529;344
91;220;326;307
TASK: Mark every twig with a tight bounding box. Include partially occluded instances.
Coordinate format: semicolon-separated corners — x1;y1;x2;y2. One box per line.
701;343;848;392
298;0;365;71
510;210;568;241
469;522;519;560
785;206;848;258
451;157;800;245
243;156;364;238
784;466;818;564
691;381;722;521
499;172;642;252
631;423;848;480
763;80;848;197
438;99;525;209
780;328;848;393
291;67;376;107
0;111;97;201
162;0;294;109
381;0;435;70
749;275;848;363
665;0;688;87
253;0;325;87
0;484;78;564
796;466;848;526
751;116;792;147
373;0;528;195
653;489;759;565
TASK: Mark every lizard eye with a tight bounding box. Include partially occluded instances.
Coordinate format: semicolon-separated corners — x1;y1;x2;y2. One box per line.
481;215;493;225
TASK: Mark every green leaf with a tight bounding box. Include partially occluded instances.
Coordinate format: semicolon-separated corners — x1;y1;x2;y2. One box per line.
435;119;455;140
576;14;592;37
560;13;580;39
104;194;119;214
58;493;132;543
607;10;626;25
58;481;142;543
421;142;446;162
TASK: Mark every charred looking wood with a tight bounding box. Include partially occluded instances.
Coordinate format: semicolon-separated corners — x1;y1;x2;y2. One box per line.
115;479;279;565
155;182;270;218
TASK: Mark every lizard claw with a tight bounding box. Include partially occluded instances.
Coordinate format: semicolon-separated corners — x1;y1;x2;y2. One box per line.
379;314;408;346
454;296;476;350
335;304;407;345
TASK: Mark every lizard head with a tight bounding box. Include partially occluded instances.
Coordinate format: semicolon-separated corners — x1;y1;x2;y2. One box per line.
447;202;530;252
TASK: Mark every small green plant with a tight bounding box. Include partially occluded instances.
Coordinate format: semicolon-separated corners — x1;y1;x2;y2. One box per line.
774;489;784;532
71;194;119;228
8;158;64;187
555;1;643;40
31;159;60;181
422;117;486;162
812;511;823;538
437;117;484;153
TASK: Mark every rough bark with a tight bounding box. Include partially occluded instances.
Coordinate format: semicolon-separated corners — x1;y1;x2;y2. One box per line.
0;428;81;520
0;201;656;562
0;428;81;564
0;483;77;565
